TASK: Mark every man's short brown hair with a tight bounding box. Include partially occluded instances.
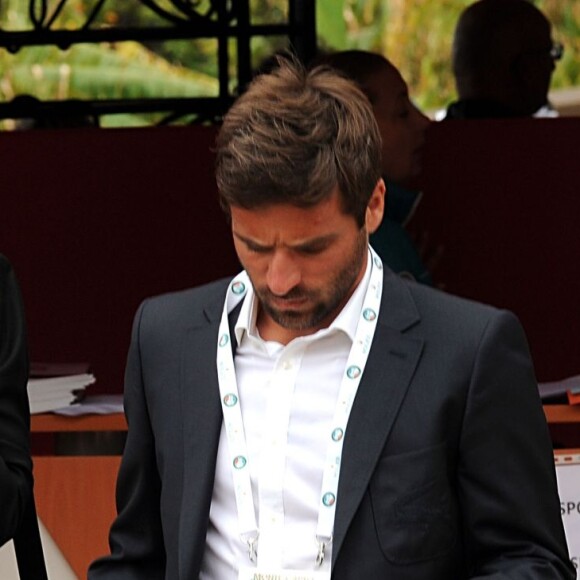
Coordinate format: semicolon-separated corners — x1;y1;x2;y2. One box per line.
215;57;382;227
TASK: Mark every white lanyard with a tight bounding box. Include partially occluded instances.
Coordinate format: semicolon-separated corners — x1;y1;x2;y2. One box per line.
216;246;383;569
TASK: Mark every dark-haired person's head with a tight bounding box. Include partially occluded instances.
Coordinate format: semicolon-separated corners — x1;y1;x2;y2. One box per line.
216;59;386;339
315;50;430;185
450;0;560;118
216;57;383;228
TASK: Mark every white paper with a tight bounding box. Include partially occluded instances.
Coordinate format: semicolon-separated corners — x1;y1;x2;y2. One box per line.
556;455;580;577
53;394;124;416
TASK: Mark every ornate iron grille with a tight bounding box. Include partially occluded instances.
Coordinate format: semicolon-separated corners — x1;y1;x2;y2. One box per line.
0;1;316;126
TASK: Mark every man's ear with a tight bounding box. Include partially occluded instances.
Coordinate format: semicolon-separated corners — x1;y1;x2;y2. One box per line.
365;178;386;235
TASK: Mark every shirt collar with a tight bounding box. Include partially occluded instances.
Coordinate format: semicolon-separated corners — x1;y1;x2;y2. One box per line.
234;248;373;346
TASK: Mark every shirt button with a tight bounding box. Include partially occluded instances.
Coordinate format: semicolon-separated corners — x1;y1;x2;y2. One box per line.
281;360;293;370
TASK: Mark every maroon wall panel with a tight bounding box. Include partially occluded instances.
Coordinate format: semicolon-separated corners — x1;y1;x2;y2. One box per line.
412;118;580;381
1;119;578;392
0;126;239;393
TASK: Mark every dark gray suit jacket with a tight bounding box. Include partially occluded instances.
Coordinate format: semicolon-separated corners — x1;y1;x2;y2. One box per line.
89;269;574;579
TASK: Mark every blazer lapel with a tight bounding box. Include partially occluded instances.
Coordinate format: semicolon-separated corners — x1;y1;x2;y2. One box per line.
178;285;232;579
332;271;424;565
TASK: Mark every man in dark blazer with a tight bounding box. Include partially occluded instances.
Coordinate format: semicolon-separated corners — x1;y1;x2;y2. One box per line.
90;59;574;579
0;255;34;545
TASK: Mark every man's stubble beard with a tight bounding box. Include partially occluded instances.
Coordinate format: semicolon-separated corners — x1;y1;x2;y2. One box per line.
254;228;368;331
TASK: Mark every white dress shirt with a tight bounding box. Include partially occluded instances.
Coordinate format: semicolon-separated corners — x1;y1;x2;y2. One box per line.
200;256;371;579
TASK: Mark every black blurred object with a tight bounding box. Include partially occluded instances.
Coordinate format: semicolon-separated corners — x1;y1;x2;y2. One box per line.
13;485;48;580
6;95;100;130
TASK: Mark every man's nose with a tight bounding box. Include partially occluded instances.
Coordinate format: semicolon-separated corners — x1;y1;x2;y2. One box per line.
266;250;301;296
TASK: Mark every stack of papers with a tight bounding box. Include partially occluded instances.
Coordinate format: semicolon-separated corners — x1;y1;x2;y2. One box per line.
27;373;96;414
538;375;580;403
53;394;124;416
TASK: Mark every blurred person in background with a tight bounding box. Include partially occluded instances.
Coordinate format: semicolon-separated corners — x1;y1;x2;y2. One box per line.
317;50;436;285
446;0;562;119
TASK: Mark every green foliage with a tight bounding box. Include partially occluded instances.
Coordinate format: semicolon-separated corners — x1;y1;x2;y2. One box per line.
539;0;580;87
316;1;347;50
0;0;220;100
250;0;288;24
0;0;578;123
0;43;217;101
341;0;386;51
320;0;580;112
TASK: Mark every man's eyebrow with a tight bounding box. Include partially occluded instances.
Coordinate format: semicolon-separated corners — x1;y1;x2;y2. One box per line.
232;232;273;249
290;234;339;251
232;231;339;250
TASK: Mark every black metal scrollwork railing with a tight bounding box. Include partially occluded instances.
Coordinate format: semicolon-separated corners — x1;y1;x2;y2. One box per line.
0;0;316;126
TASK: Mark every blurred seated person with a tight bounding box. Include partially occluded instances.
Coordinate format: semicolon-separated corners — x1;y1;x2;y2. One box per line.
0;255;33;546
446;0;562;119
315;50;435;285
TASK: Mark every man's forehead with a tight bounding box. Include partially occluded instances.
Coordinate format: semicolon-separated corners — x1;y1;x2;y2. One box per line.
230;189;352;229
229;184;343;213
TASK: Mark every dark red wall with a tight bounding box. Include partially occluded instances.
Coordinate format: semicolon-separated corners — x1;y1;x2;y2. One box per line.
0;126;239;393
1;119;578;392
412;117;580;382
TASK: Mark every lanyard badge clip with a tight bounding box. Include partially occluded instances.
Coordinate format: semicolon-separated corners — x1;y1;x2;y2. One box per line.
245;533;259;563
315;535;332;567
